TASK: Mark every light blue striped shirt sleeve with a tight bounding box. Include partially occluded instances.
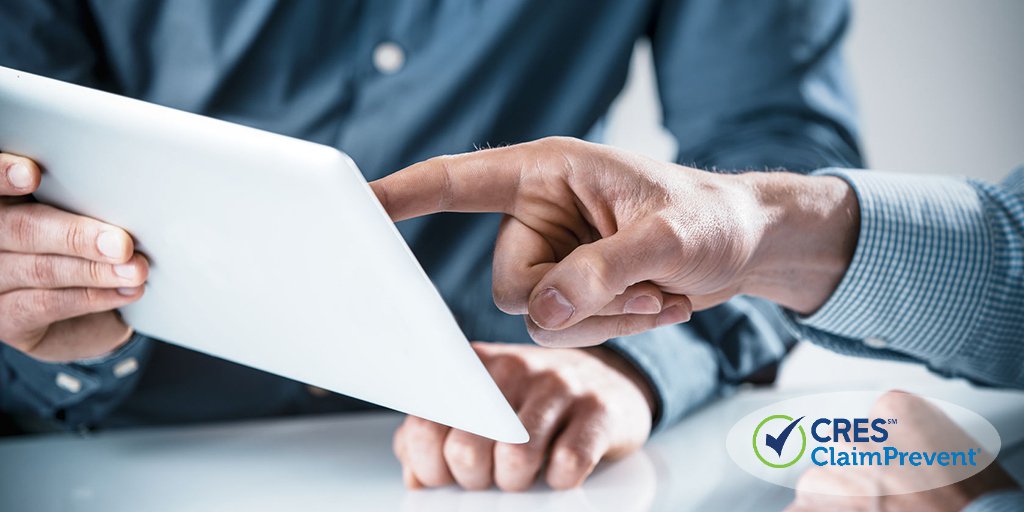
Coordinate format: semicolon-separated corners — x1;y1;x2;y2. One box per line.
963;490;1024;512
783;167;1024;389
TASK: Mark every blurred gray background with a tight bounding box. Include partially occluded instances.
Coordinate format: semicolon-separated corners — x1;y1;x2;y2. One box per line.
606;0;1024;182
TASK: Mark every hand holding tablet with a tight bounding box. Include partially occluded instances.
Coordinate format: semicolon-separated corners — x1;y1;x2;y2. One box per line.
0;153;147;361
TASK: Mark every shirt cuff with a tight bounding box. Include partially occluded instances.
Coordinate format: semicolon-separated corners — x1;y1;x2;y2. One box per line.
0;333;150;430
604;325;721;433
793;168;992;363
962;490;1024;512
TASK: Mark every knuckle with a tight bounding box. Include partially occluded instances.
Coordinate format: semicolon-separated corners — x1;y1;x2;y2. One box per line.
87;260;106;284
537;136;577;149
518;407;557;434
436;155;456;211
82;287;101;304
521;416;561;442
5;208;37;247
554;445;591;472
64;222;90;256
29;290;60;314
531;136;558;149
648;212;678;236
403;415;431;434
495;443;536;472
486;354;528;382
616;314;653;338
576;392;610;417
531;137;579;168
574;250;619;296
29;256;56;285
551;445;599;487
648;215;685;255
404;417;448;446
443;439;481;472
534;369;571;395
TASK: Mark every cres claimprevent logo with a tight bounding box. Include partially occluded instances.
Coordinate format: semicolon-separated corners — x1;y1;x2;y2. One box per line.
726;392;1002;496
752;414;806;468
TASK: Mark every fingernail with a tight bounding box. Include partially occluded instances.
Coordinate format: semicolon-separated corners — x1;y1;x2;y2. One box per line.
8;163;32;189
531;288;575;329
656;304;690;327
624;295;661;315
97;231;128;259
117;286;141;296
114;264;138;280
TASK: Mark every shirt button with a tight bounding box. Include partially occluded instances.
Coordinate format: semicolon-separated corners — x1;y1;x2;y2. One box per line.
864;337;889;349
373;41;405;74
56;372;82;394
113;357;139;378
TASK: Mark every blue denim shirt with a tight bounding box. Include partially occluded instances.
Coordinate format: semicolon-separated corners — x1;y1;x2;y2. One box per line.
0;0;861;433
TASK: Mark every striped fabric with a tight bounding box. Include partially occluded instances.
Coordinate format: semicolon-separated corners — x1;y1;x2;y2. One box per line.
962;490;1024;512
785;167;1024;388
785;167;1024;509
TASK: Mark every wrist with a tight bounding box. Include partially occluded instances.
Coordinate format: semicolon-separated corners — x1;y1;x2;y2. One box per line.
589;346;657;423
737;172;860;315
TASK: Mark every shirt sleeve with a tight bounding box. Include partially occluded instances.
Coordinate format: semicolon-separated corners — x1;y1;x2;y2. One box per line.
0;334;153;431
650;0;863;173
786;167;1024;389
962;490;1024;512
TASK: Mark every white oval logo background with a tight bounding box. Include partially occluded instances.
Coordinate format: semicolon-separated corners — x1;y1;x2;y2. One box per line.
725;391;1001;496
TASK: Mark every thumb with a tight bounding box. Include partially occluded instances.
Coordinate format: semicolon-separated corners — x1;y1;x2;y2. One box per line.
0;153;41;196
527;226;664;330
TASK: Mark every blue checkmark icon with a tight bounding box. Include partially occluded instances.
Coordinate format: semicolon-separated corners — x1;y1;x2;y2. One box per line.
764;416;804;458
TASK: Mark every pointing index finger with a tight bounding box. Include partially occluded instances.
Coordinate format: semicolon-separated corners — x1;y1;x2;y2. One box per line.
369;146;526;222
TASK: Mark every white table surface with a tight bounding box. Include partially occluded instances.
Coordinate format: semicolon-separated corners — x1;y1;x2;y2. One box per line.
2;344;1023;512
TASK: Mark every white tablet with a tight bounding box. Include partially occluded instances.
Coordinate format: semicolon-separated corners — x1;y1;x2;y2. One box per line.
0;66;527;444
